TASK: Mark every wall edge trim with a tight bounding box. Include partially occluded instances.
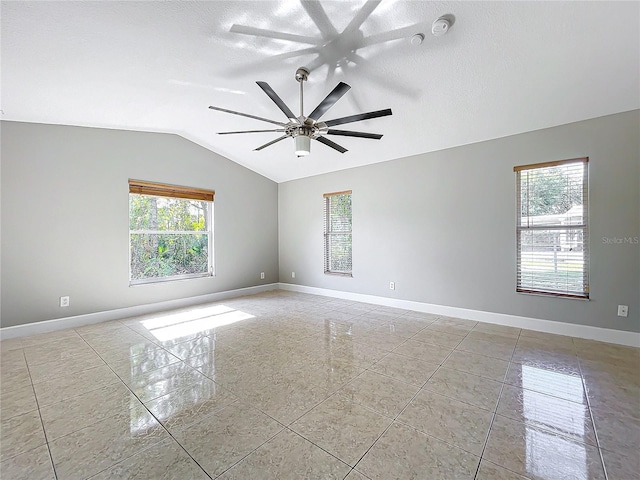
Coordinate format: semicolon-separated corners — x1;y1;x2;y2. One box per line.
0;284;279;340
278;283;640;347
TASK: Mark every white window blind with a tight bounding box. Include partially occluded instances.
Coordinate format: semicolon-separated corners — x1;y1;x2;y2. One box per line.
324;190;352;275
515;158;589;298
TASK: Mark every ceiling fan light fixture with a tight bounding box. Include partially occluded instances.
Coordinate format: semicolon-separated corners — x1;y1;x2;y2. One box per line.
295;135;311;156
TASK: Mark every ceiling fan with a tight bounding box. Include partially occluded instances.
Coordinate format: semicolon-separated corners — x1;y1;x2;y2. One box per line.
208;67;392;156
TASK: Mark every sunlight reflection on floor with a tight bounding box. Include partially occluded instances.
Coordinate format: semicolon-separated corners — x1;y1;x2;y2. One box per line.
140;306;254;342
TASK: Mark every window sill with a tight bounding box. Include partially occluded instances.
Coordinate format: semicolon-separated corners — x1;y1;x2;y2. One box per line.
324;271;353;278
130;272;213;286
516;290;589;301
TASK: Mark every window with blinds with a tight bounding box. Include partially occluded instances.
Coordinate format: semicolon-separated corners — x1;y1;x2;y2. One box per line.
129;180;214;285
515;158;589;298
324;190;352;276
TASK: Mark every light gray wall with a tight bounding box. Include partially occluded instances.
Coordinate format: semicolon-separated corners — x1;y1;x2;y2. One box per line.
1;121;279;328
279;110;640;332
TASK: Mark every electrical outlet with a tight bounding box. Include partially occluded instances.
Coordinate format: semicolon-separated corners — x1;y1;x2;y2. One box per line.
389;281;395;290
260;272;265;279
617;305;628;317
60;296;70;307
292;272;296;279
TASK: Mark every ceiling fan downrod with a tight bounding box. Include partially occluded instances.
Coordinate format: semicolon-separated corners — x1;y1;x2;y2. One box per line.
295;67;309;120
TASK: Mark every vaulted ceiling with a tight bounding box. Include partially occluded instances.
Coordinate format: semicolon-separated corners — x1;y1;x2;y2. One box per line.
2;1;638;182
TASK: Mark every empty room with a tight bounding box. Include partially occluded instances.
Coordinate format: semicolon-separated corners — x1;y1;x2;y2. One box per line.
1;1;639;479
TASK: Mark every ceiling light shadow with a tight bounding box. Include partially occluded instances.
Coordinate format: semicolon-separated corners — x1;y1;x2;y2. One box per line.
226;0;448;98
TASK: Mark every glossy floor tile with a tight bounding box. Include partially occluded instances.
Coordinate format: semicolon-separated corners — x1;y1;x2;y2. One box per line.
484;415;606;479
442;349;510;382
356;422;480;479
32;364;121;407
391;338;452;364
218;428;351;479
1;290;638;479
0;410;47;463
88;438;209;480
0;444;56;480
368;351;439;387
0;383;38;421
171;401;283;478
600;448;640;480
424;366;503;411
411;328;466;348
458;336;516;361
39;383;141;441
144;379;237;433
398;389;493;455
496;384;597;446
290;394;393;466
338;370;419;418
48;404;168;480
475;460;530;479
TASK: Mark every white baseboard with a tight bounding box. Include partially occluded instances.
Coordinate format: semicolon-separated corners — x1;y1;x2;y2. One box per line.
278;283;640;348
3;282;638;348
0;284;279;340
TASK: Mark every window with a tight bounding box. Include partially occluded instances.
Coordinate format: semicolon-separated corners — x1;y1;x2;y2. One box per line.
515;158;589;298
129;180;214;285
324;190;352;275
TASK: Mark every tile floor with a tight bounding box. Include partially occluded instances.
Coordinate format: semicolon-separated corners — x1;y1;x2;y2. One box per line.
1;290;638;479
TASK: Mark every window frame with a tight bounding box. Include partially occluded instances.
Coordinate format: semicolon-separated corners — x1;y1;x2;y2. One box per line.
323;190;353;277
514;158;589;299
128;180;215;286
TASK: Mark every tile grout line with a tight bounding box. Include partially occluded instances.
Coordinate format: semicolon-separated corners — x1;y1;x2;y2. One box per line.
4;304;381;478
283;427;354;478
470;328;521;480
574;339;609;480
348;324;477;475
211;313;440;478
208;425;286;479
7;294;632;479
70;330;217;480
189;309;373;475
150;312;350;479
20;347;60;480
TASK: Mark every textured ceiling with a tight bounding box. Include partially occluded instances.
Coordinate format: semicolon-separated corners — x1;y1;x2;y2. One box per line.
1;1;638;182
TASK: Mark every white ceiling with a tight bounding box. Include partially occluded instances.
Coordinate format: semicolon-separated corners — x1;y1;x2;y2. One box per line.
2;1;638;183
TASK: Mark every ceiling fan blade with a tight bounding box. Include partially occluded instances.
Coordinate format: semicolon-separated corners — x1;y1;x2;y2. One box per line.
230;24;320;45
208;106;286;126
308;82;351;121
254;135;288;151
301;0;338;39
326;129;383;139
315;136;348;153
256;81;298;121
218;129;286;135
324;108;392;127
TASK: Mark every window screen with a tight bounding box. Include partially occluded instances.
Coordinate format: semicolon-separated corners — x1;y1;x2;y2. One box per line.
515;158;589;298
324;190;352;275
